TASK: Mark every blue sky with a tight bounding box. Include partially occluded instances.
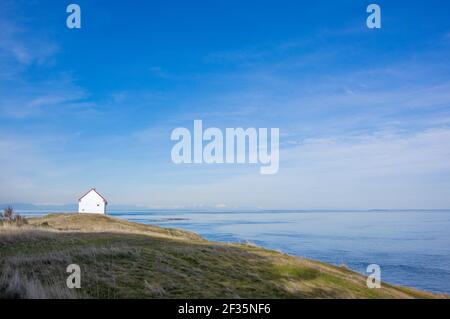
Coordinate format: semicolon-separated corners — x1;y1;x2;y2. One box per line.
1;0;450;209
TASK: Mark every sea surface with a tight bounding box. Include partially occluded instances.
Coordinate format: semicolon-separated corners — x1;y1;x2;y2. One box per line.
19;210;450;294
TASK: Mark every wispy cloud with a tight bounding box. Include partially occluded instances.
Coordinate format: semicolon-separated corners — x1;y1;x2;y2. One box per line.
0;78;91;118
0;15;58;67
151;128;450;210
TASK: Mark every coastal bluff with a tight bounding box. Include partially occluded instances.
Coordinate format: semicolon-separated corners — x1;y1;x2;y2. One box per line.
0;213;445;299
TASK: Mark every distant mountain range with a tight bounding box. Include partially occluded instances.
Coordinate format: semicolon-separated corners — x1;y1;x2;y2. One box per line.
0;203;152;212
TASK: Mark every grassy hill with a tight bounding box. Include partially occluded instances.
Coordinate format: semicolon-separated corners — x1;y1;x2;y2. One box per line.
0;213;445;299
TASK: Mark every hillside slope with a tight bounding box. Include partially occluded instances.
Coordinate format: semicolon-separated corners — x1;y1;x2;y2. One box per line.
0;214;445;299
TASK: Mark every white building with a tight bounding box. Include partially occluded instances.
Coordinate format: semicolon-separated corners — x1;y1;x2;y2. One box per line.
78;188;108;214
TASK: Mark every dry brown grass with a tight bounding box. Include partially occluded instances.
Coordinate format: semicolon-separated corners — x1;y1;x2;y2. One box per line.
26;213;202;241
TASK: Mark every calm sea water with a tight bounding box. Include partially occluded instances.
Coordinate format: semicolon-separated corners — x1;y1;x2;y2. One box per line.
19;210;450;294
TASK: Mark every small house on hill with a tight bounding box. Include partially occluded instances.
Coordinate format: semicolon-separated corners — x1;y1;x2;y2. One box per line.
78;188;108;214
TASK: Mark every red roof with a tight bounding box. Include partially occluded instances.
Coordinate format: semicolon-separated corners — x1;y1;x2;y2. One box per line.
78;188;108;205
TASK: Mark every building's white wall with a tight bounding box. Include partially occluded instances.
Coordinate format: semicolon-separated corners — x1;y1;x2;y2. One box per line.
78;190;106;214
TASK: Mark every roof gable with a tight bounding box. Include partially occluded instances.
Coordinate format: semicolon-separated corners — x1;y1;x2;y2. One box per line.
78;188;108;204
